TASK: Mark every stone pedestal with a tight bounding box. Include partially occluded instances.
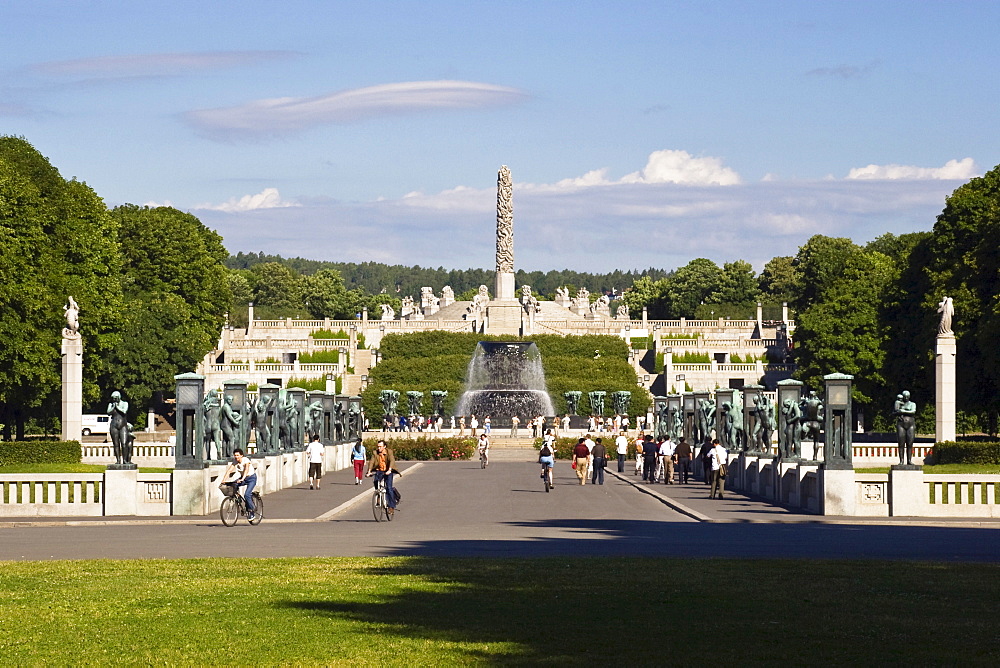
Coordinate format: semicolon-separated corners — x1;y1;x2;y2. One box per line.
61;335;83;442
822;468;856;515
495;271;515;302
172;468;208;515
890;466;924;516
486;302;522;336
935;334;956;443
104;468;138;516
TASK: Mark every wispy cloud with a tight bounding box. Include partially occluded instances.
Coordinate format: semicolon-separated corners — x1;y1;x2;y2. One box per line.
806;61;879;79
846;157;978;180
31;51;298;79
0;101;32;117
194;150;969;274
195;187;299;213
182;80;530;141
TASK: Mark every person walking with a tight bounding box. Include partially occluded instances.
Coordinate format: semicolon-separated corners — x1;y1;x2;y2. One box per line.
658;436;676;484
573;437;591;485
484;416;492;435
591;437;608;485
510;415;520;437
351;438;366;485
698;439;714;485
306;434;324;490
674;438;693;484
641;435;658;483
709;438;728;500
615;430;629;472
470;415;479;437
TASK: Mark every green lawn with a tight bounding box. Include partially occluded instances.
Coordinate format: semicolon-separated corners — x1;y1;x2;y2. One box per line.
1;557;998;665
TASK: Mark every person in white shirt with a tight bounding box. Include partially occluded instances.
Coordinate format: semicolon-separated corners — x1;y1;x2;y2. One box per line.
220;448;258;520
584;433;596;454
709;439;728;500
658;437;676;484
615;431;629;472
305;434;324;490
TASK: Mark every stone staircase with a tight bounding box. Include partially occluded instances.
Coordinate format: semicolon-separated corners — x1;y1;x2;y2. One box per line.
485;435;540;461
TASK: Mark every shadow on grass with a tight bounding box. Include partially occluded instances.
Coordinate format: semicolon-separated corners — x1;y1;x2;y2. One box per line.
279;554;1000;665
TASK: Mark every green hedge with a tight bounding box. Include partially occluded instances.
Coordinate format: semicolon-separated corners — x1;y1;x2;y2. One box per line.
0;441;82;466
932;441;1000;465
362;436;475;461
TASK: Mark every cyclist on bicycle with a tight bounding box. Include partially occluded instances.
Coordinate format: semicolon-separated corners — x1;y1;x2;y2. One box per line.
365;440;398;516
478;433;490;467
538;434;555;488
220;448;258;521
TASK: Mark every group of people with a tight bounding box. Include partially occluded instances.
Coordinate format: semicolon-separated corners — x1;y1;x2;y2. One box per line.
633;432;729;499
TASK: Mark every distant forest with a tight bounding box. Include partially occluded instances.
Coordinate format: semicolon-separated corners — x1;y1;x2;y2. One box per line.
226;251;672;299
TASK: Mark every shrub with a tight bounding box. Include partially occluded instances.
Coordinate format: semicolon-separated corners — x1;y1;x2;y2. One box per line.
931;441;1000;465
364;436;475;460
0;441;82;467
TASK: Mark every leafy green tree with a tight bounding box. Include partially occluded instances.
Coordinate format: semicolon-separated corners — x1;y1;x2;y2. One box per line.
758;256;800;305
621;275;668;319
0;137;124;437
107;205;230;409
713;260;759;308
663;258;724;318
793;250;894;406
251;262;303;312
301;269;351;319
790;236;860;310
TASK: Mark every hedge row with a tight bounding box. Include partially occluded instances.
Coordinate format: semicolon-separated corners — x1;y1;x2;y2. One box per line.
362;436;475;461
932;441;1000;465
0;441;82;467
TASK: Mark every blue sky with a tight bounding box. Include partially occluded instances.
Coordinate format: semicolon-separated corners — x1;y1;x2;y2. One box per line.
2;1;997;273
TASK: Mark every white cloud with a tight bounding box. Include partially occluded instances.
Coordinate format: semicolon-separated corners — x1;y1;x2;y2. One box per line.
620;150;742;185
31;51;297;78
846;157;977;181
183;80;529;140
196;188;298;213
143;199;174;208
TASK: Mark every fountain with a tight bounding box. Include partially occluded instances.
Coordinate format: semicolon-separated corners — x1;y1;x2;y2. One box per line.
455;342;555;425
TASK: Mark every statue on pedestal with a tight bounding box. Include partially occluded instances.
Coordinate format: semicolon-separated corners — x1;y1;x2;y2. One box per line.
893;390;917;466
780;398;802;458
251;395;271;453
564;391;581;416
201;389;222;459
304;400;323;441
937;296;954;336
220;394;242;458
107;391;133;466
800;391;824;460
63;296;80;339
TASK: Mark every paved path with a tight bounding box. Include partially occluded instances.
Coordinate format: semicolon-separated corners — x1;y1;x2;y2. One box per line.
2;460;999;562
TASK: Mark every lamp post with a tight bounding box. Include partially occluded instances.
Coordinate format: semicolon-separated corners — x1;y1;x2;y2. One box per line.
823;373;854;470
174;373;205;470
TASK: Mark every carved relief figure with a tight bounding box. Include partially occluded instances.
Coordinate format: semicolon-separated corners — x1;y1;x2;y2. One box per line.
63;296;80;337
496;165;514;274
937;296;954;336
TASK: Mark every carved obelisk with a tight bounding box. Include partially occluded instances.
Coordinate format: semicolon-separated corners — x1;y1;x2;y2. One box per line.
486;166;522;334
495;165;516;302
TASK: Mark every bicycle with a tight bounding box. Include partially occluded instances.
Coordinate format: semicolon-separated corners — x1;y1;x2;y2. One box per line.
541;462;553;492
371;473;397;522
220;483;263;527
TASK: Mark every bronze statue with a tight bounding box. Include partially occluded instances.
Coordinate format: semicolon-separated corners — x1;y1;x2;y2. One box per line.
893;391;917;465
800;391;824;460
107;391;132;465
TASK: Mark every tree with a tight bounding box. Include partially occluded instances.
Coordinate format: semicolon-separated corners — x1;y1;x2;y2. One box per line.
0;137;124;437
793;250;895;407
663;258;724;318
621;276;669;319
107;205;230;409
758;256;800;306
301;269;351;319
251;262;303;313
790;236;860;310
713;260;759;308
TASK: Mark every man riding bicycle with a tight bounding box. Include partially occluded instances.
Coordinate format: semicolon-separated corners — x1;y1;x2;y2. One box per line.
365;440;398;516
220;448;258;521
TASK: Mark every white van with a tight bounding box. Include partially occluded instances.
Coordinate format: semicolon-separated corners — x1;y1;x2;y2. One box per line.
82;414;111;436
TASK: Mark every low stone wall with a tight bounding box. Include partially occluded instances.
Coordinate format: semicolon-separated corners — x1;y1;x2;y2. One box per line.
723;453;1000;517
0;442;354;518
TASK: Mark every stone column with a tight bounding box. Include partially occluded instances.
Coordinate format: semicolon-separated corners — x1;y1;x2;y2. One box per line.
61;334;83;442
495;165;516;302
935;334;956;443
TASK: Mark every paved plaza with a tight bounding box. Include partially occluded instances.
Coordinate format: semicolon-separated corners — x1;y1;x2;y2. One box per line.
2;459;999;562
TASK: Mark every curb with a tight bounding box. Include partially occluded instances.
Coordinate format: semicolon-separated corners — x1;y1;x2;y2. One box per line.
605;468;710;522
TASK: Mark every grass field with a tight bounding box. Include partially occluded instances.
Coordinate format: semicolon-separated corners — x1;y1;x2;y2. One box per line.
1;557;998;665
